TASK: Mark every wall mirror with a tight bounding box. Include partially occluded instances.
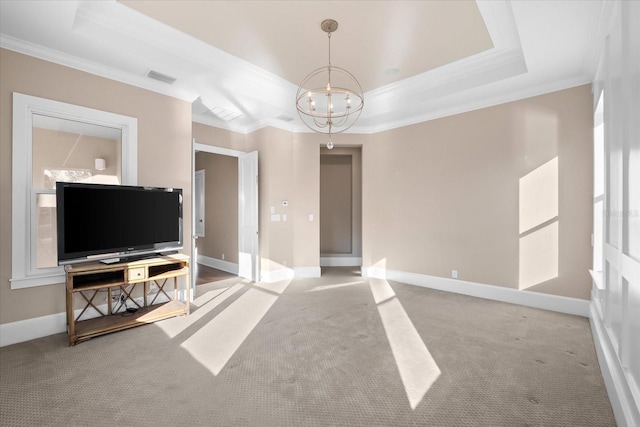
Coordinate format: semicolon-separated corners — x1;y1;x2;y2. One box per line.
33;115;123;269
12;93;137;288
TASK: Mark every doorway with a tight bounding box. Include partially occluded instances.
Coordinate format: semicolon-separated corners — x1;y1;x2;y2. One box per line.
319;146;362;274
194;151;239;283
191;142;259;292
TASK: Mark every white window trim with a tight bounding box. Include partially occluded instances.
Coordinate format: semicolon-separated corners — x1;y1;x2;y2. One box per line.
11;93;137;289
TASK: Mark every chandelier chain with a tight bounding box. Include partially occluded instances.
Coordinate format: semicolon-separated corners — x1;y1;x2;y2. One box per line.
328;32;332;66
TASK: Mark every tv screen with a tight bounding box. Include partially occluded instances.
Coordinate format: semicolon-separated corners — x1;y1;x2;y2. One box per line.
56;182;183;265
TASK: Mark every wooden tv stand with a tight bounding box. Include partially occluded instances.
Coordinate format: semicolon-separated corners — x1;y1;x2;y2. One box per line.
65;254;190;346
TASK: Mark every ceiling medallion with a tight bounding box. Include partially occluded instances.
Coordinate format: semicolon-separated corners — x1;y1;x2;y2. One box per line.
296;19;364;150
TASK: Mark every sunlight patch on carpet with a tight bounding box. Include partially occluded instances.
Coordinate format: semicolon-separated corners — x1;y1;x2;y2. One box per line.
369;278;441;410
155;283;244;338
181;280;291;376
308;281;366;292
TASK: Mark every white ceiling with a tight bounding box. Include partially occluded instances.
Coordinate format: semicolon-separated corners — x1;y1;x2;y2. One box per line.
0;0;605;135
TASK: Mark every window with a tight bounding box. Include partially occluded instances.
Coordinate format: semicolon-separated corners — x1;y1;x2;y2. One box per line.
593;91;604;273
11;93;137;289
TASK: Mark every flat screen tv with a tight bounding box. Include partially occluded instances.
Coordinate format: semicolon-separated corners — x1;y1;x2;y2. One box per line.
56;182;183;265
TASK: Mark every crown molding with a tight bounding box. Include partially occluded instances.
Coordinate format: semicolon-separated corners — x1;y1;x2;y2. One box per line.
74;0;296;110
365;46;525;102
353;75;591;134
362;47;526;123
4;25;588;138
355;0;528;129
366;0;525;103
0;34;196;102
476;0;523;50
75;1;282;83
192;113;299;135
195;73;590;137
2;0;596;139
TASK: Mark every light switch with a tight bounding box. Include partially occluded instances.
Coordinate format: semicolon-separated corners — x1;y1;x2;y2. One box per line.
282;214;287;222
270;206;275;214
308;214;314;221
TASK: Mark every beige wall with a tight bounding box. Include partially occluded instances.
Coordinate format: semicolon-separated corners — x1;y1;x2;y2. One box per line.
1;45;592;331
194;125;321;273
362;85;593;299
192;122;248;152
194;152;239;263
249;127;295;272
292;133;321;269
0;49;192;324
194;87;593;301
0;24;621;407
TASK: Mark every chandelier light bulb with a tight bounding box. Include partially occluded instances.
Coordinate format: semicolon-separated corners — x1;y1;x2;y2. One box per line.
327;140;334;150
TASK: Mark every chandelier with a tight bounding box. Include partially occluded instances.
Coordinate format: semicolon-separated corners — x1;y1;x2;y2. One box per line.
296;19;364;149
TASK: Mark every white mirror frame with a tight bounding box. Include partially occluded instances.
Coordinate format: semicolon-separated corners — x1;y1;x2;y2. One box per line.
11;93;138;289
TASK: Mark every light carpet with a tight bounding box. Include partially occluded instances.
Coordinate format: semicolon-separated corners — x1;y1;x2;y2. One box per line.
0;270;615;426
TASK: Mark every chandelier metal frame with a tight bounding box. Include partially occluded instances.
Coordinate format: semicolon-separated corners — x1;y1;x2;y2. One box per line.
296;19;364;148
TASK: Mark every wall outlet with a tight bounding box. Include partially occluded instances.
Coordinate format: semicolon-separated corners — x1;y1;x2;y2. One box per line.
222;253;225;260
451;270;458;279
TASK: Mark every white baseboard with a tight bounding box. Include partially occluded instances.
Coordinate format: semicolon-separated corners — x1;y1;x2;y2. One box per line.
261;268;295;283
320;257;362;267
294;266;321;278
0;312;67;347
364;266;590;317
197;254;239;275
0;265;591;347
590;301;640;427
0;293;169;347
261;266;321;282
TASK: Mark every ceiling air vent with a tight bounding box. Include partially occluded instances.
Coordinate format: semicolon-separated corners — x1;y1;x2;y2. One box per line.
146;70;177;85
208;106;242;122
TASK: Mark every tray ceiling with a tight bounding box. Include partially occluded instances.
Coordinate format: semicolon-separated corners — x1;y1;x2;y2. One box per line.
0;0;604;134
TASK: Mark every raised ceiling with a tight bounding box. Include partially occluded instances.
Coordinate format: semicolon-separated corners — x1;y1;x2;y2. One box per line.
0;0;605;134
120;0;494;92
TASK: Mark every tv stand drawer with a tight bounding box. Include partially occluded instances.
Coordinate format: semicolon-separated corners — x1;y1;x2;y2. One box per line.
128;267;146;281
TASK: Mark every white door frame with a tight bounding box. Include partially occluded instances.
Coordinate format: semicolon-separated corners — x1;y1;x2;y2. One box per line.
194;169;205;238
192;142;259;283
238;151;259;281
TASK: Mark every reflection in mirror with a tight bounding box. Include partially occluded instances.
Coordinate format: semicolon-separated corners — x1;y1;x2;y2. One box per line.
32;114;122;188
32;114;123;268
